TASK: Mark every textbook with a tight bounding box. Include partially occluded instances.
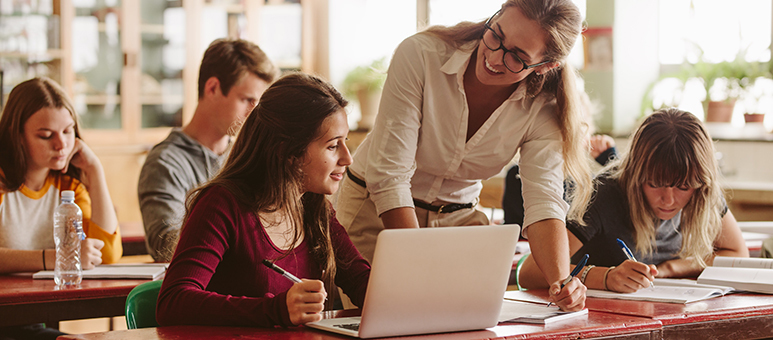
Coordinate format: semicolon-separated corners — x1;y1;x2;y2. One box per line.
697;256;773;294
33;263;167;280
498;300;588;324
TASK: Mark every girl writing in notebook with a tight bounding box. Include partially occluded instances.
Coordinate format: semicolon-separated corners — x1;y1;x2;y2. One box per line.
519;108;748;293
156;73;370;327
334;0;590;311
0;77;122;339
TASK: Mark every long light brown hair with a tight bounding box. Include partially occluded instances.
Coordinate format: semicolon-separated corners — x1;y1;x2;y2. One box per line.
0;77;82;192
424;0;591;222
612;108;723;266
184;73;349;282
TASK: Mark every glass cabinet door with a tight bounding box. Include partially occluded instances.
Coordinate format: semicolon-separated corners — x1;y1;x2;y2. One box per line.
0;0;60;108
140;0;184;128
71;0;122;129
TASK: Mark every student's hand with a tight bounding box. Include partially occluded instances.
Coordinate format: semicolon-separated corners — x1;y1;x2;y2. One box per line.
548;277;586;311
62;139;103;186
81;238;104;270
286;279;327;325
606;260;657;293
588;135;615;159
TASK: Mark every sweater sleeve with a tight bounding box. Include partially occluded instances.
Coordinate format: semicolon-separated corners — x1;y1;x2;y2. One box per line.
156;187;292;327
330;214;371;307
137;152;190;262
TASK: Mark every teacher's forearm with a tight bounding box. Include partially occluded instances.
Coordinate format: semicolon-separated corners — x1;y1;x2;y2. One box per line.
525;219;571;285
380;207;420;229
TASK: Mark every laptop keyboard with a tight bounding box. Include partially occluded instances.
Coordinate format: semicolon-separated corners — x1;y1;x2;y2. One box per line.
333;323;360;331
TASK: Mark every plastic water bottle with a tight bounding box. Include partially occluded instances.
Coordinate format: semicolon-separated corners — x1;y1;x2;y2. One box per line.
53;190;85;285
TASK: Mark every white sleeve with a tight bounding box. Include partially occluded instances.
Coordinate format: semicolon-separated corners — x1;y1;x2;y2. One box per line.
519;97;570;237
365;35;427;216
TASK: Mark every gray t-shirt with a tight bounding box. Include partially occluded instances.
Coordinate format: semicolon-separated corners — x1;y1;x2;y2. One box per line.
567;175;727;267
138;128;224;262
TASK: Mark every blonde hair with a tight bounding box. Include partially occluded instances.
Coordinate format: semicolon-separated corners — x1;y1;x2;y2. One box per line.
423;0;591;222
611;108;722;266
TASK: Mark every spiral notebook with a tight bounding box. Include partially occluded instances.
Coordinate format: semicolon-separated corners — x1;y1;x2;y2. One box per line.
33;263;167;280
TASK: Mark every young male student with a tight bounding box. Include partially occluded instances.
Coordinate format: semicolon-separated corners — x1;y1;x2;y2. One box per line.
138;38;279;262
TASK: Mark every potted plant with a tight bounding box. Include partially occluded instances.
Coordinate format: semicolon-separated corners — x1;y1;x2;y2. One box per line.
341;58;387;131
738;60;772;124
641;50;767;123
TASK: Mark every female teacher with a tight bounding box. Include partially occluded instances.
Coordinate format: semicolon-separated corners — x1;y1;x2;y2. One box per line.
334;0;591;311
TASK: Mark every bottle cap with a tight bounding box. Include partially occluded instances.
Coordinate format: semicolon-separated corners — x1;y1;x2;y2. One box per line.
61;190;75;200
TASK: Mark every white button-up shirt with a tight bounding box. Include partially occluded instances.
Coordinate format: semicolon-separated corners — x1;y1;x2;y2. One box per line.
349;33;569;229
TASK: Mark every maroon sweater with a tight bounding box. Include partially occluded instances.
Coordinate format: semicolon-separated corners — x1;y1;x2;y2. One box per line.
156;186;371;327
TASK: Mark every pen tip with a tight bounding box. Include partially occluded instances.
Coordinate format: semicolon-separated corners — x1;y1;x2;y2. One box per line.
262;259;272;266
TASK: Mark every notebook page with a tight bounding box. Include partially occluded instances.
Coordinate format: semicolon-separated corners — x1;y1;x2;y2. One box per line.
585;286;724;304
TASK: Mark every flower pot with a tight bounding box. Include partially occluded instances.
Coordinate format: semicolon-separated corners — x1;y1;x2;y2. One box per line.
704;100;736;123
744;113;765;123
356;89;381;131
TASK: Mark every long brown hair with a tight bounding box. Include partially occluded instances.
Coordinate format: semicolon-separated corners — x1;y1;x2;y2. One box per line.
424;0;591;222
0;77;82;192
184;73;348;282
612;108;722;266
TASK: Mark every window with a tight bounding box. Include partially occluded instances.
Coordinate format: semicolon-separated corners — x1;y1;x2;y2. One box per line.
654;0;773;130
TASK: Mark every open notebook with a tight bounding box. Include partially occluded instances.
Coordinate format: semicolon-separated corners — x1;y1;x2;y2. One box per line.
498;300;588;324
33;263;167;280
584;278;734;304
697;256;773;294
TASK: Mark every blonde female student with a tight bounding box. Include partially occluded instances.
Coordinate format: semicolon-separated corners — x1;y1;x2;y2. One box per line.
0;77;122;339
519;108;748;293
156;73;370;327
334;0;591;310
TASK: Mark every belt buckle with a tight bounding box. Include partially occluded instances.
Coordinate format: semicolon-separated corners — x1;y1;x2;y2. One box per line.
437;204;447;214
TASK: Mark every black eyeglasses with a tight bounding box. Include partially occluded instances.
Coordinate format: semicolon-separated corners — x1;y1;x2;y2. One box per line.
482;10;550;74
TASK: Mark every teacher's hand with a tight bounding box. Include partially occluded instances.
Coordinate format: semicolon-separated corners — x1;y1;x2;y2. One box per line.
548;277;586;311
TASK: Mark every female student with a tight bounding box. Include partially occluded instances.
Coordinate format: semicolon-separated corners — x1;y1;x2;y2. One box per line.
156;73;370;327
519;108;748;293
334;0;590;310
0;77;122;339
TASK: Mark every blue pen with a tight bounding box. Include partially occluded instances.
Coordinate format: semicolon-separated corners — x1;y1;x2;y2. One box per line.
616;238;654;287
547;254;589;307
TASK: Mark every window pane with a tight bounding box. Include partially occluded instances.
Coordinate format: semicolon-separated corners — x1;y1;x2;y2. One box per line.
659;0;771;64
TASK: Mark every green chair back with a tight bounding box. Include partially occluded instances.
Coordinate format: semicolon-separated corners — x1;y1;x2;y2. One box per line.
125;280;163;329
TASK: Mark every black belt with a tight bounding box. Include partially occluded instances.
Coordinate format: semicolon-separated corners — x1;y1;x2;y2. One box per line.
346;168;474;214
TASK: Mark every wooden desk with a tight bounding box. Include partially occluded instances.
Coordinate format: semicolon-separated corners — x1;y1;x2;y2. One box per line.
512;289;773;340
0;274;149;328
57;309;661;340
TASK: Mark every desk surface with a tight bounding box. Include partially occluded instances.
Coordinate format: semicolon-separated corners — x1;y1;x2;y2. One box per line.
0;274;149;327
512;289;773;340
57;309;661;340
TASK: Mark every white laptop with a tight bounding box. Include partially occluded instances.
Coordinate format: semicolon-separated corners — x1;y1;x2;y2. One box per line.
307;224;520;338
